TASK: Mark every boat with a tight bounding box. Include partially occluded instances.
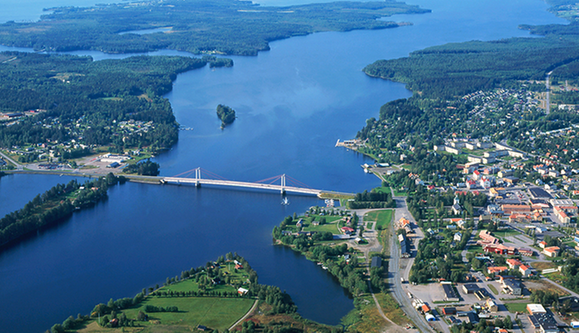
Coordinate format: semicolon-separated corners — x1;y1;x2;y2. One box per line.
281;197;289;205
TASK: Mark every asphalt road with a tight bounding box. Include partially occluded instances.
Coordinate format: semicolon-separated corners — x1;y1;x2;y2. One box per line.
0;150;23;170
389;196;437;333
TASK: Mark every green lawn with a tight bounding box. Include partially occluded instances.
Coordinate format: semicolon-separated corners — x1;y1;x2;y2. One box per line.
503;302;528;313
364;209;393;230
488;284;499;295
303;222;340;233
393;189;408;196
467;245;483;253
373;187;392;194
123;296;254;330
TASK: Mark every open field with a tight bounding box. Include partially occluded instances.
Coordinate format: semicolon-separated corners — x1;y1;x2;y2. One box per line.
122;297;254;331
364;209;393;230
503;302;528;313
375;292;409;326
302;222;341;233
532;261;558;271
467;245;483;253
76;259;257;332
526;279;569;297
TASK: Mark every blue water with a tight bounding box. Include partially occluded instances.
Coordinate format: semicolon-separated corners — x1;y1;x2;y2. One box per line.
0;0;569;331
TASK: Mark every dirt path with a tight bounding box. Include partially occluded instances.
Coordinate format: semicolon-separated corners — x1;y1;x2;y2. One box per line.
229;299;259;331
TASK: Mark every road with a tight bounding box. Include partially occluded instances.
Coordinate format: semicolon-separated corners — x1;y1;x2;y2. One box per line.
0;150;23;170
229;299;259;331
546;71;552;114
460;220;478;263
389;196;437;333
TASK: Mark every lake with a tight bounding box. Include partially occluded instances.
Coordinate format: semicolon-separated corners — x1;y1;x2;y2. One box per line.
0;0;567;331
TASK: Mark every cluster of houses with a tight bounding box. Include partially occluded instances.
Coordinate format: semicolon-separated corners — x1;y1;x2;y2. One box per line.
3;117;155;164
477;230;533;257
537;241;561;258
412;299;435;322
0;109;45;120
485;260;533;284
396;218;413;258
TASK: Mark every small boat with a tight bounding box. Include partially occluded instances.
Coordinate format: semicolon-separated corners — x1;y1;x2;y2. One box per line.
281;197;289;205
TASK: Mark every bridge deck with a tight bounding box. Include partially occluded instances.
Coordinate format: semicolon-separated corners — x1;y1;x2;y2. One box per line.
162;177;322;196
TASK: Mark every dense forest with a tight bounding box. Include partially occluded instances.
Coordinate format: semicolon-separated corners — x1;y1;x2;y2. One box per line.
216;104;236;127
123;159;160;176
0;0;429;56
363;35;579;98
0;52;216;151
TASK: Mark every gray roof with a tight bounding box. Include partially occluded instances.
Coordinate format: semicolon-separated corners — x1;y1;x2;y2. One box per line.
371;256;382;268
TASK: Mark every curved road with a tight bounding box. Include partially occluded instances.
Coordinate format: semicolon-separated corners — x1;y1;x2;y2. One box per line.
229;299;259;331
0;150;23;170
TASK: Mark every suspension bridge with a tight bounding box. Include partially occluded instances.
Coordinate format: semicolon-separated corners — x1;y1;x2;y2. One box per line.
160;168;349;197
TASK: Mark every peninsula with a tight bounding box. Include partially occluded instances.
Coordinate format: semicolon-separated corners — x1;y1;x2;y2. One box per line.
47;254;341;332
0;0;430;56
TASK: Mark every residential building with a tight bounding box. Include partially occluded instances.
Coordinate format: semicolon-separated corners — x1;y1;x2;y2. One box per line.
487;266;509;274
486;299;498;312
543;246;560;257
519;248;533;256
503;279;522;296
520;265;532;277
506;259;523;270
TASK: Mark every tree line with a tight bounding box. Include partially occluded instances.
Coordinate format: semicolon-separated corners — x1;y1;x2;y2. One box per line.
0;173;123;248
347;189;395;209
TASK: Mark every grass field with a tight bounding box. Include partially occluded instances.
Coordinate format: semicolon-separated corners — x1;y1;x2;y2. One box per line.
302;222;340;233
488;284;499;295
467;245;483;254
364;210;393;230
503;302;528;313
300;215;343;233
375;292;409;326
76;260;257;332
526;279;569;297
373;187;392;194
532;261;557;271
122;297;254;331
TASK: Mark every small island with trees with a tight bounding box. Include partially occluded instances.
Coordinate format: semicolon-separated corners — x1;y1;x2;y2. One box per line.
216;104;236;128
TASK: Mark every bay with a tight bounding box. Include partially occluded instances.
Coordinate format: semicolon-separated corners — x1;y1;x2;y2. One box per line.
0;0;568;332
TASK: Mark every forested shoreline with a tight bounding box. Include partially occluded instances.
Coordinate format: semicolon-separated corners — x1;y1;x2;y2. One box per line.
356;0;579;169
0;0;429;56
0;173;124;248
